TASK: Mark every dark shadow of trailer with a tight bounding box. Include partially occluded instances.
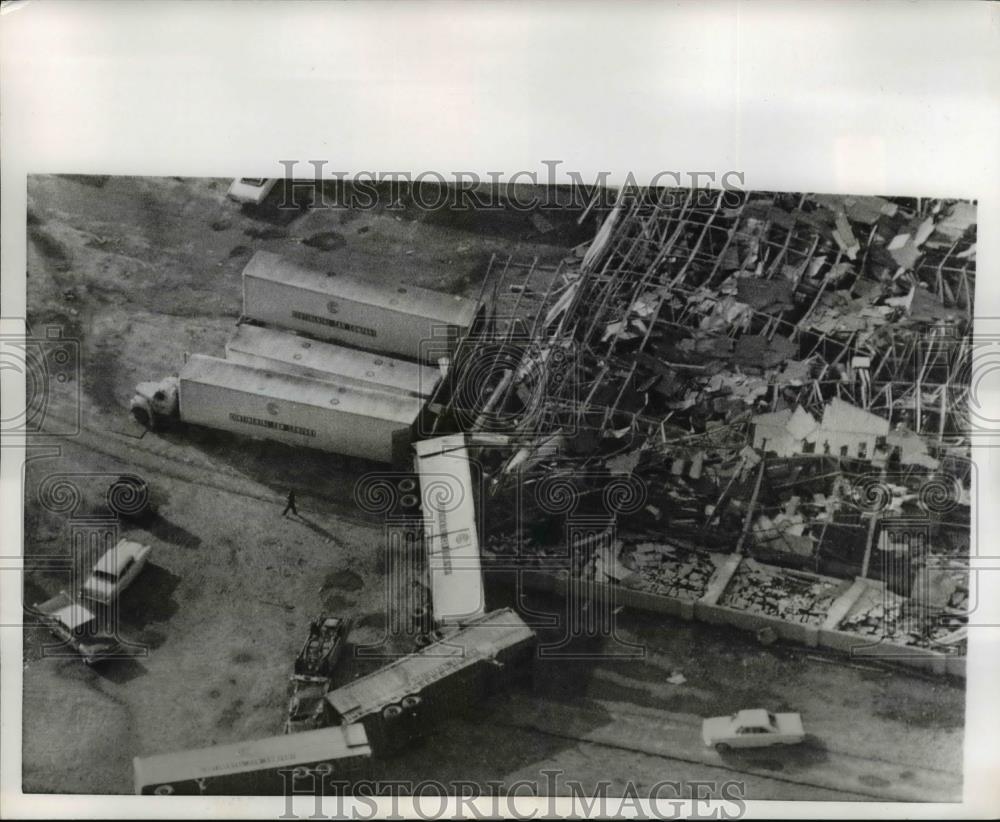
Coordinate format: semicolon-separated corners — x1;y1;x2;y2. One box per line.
324;608;536;755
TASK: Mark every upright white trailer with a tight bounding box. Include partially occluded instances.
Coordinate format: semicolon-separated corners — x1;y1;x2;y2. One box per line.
225;324;441;399
241;250;482;363
174;354;424;463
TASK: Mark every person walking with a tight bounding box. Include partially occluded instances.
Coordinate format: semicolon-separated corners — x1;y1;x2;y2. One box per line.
282;489;298;518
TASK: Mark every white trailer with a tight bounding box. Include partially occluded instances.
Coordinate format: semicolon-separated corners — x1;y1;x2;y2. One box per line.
174;354;423;463
414;435;486;627
324;608;535;754
133;723;371;795
225;324;441;399
241;250;482;363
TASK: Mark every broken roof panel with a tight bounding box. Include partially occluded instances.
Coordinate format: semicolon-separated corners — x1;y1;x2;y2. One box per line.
820;398;889;437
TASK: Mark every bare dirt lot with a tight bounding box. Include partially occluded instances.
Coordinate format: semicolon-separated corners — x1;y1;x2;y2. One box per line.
22;176;964;801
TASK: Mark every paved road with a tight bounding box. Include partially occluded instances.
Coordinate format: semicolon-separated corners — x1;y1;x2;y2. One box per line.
493;694;961;802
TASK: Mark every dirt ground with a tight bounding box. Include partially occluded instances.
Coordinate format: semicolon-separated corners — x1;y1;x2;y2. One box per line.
21;176;965;800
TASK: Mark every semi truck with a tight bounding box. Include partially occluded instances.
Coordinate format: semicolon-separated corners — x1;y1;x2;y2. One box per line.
323;608;535;754
225;323;441;399
241;250;484;364
130;354;424;464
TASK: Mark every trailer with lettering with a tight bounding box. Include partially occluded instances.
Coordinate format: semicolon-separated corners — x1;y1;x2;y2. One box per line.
241;250;483;363
130;354;424;464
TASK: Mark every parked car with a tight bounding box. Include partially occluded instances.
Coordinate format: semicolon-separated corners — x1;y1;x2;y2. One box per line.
702;709;805;752
284;675;332;735
283;616;352;734
227;177;278;205
80;539;152;605
28;591;136;665
294;615;351;678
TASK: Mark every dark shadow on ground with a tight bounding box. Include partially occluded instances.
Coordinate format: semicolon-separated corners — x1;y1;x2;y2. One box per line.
140;512;203;549
92;656;148;685
716;738;830;774
291;514;340;543
118;562;181;627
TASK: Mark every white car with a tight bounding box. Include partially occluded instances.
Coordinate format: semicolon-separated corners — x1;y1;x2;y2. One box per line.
227;177;279;205
30;591;136;665
80;539;152;604
702;709;805;752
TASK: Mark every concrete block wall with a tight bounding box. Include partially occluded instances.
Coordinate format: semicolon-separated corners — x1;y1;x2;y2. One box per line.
482;549;962;678
695;600;820;647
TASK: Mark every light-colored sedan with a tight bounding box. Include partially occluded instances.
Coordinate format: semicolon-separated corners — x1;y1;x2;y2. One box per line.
702;709;805;752
227;177;279;205
80;539;152;604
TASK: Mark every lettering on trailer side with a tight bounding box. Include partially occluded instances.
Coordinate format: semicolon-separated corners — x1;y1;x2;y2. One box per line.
201;751;301;774
435;507;451;574
229;413;317;438
291;310;378;338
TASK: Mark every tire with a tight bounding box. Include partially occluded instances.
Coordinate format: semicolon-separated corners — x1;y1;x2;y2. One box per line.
715;743;730;753
401;695;422;710
383;704;403;721
131;406;151;428
414;633;431;649
154;784;175;795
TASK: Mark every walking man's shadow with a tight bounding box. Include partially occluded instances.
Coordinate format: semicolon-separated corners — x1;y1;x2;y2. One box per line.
292;514;339;543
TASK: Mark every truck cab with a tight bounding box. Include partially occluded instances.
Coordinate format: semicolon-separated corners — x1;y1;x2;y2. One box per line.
130;376;179;429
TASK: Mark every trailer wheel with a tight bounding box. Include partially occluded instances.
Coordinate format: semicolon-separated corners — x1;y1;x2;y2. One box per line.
131;406;151;428
383;704;403;721
402;695;422;711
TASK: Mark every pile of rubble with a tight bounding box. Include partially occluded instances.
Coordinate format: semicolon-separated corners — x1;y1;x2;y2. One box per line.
440;188;975;667
612;540;721;600
719;559;846;625
838;583;966;653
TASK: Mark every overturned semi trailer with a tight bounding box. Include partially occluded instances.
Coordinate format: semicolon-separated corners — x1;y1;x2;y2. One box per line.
414;435;487;626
